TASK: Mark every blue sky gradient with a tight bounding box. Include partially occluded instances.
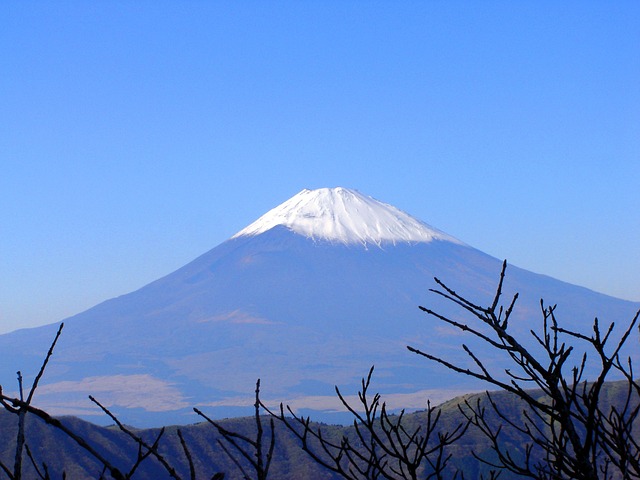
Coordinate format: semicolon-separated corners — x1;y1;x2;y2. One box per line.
2;1;639;333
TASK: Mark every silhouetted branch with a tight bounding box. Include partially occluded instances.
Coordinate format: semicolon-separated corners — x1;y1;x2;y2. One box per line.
263;366;467;479
8;323;64;480
89;395;183;480
194;379;274;480
408;260;640;479
0;394;125;480
177;429;196;480
24;444;50;480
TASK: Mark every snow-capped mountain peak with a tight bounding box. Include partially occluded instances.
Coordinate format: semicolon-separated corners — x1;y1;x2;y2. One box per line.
232;187;462;246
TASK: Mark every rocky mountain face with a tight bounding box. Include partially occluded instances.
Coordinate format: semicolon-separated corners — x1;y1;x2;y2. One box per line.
1;188;638;427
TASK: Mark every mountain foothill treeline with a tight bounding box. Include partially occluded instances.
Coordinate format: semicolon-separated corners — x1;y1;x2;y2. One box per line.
1;262;639;479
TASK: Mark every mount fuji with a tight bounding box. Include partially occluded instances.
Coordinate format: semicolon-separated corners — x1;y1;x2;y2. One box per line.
1;187;638;426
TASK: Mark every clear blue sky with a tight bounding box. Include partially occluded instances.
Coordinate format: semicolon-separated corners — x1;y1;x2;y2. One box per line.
2;1;639;334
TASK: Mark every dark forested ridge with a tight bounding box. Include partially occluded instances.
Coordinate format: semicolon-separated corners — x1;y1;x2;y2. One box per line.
0;382;636;479
0;408;338;479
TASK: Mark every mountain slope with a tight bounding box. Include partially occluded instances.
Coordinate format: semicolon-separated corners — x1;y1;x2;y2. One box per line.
0;188;638;427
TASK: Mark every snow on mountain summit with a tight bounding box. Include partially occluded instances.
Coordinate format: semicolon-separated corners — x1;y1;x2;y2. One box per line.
232;187;462;247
